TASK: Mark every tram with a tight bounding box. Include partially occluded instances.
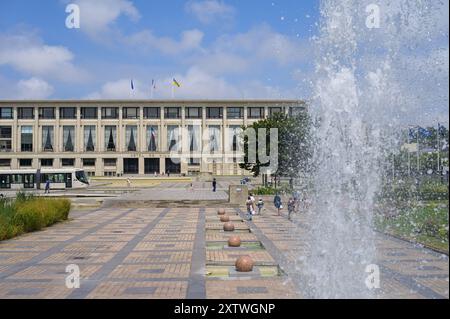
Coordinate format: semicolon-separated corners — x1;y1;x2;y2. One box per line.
0;168;89;190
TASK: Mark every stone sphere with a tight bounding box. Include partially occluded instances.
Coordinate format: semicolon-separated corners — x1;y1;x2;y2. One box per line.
228;235;241;247
223;222;235;232
218;208;226;215
235;256;254;272
220;215;230;223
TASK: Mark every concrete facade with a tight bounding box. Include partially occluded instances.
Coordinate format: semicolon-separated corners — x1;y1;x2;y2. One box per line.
0;100;305;177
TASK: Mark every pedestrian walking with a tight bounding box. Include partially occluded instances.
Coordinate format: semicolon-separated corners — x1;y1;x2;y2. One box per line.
246;196;255;221
45;179;51;194
257;198;264;215
212;178;217;192
274;193;282;216
288;197;296;221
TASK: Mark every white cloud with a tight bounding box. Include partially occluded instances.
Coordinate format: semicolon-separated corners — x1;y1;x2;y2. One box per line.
73;0;140;36
189;25;314;74
186;0;235;24
86;78;149;99
86;67;295;100
208;25;312;67
0;31;89;82
125;29;204;54
16;77;54;99
0;76;54;99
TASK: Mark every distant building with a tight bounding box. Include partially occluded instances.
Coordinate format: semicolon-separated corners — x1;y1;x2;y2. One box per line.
0;100;306;177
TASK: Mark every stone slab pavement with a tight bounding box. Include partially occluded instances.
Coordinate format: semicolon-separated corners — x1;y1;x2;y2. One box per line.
0;203;448;299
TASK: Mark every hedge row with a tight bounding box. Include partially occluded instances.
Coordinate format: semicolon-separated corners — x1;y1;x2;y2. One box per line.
0;196;71;241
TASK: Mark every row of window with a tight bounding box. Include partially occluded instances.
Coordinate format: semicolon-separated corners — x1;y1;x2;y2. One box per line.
0;158;100;168
0;106;285;120
0;125;243;153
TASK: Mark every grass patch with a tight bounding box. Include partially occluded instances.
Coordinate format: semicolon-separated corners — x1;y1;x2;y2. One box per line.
375;200;449;254
253;185;293;195
0;193;71;241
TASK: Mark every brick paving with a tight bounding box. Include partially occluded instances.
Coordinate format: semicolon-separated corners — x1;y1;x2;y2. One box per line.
0;199;448;299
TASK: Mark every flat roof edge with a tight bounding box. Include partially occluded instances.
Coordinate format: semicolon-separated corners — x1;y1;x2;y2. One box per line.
0;99;306;104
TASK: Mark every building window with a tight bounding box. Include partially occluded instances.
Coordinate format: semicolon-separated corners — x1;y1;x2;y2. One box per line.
248;107;264;119
167;126;180;152
62;126;75;152
125;126;138;152
103;158;117;167
40;158;53;167
61;158;75;167
269;107;283;116
0;126;11;139
39;107;55;119
42;126;54;152
146;126;158;152
0;126;12;152
0;108;13;119
208;126;221;153
207;107;222;119
188;125;201;153
19;159;33;167
186;107;202;119
18;107;34;119
82;158;96;167
101;107;119;119
123;107;139;119
228;125;243;152
0;159;11;167
144;107;160;119
105;126;117;151
164;107;181;119
0;140;12;152
84;126;96;152
81;107;98;119
21;126;33;152
60;107;77;119
227;107;243;119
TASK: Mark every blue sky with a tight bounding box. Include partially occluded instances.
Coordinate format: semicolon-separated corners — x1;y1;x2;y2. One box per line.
0;0;320;100
0;0;448;126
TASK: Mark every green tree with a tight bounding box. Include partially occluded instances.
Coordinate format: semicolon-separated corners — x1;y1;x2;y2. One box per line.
239;111;312;181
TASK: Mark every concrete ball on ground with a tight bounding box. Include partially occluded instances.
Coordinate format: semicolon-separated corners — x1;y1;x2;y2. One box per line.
228;235;242;247
235;256;254;272
223;222;235;232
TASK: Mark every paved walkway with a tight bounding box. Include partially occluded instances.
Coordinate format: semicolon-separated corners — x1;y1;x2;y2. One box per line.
0;203;448;299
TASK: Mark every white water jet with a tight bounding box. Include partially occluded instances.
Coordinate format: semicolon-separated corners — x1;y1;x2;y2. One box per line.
300;0;448;299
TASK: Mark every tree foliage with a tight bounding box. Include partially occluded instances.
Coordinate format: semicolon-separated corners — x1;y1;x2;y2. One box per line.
239;111;313;178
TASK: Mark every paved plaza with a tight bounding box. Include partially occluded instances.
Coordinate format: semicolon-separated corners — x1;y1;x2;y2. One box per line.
0;186;448;299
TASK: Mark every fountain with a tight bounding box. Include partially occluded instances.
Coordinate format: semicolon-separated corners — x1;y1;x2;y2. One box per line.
299;0;447;298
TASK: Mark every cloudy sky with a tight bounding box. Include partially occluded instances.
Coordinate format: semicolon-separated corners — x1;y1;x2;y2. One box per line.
0;0;319;100
0;0;448;125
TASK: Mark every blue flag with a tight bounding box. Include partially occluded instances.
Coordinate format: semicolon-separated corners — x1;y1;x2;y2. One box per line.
131;80;135;90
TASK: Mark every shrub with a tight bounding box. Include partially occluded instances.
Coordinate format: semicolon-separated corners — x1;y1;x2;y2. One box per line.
253;185;293;195
0;197;71;241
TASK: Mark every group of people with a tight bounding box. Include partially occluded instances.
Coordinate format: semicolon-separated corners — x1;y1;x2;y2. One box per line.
245;193;264;221
246;192;301;222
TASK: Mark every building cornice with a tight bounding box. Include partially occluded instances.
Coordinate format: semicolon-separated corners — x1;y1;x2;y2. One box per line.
0;99;306;106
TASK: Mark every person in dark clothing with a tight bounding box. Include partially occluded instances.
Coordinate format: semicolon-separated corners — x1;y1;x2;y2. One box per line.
274;193;282;216
212;178;217;192
45;180;51;194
